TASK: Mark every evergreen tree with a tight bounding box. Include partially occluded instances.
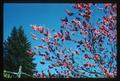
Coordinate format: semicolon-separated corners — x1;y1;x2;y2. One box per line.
3;26;36;78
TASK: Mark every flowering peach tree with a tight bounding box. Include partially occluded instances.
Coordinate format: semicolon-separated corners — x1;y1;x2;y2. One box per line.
26;3;117;78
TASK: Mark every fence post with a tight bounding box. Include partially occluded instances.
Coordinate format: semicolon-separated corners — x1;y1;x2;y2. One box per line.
17;65;22;78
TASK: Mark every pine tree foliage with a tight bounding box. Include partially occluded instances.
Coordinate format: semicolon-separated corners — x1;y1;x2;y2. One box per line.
3;26;36;78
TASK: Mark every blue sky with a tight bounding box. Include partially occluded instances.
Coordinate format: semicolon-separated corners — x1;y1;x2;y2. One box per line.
3;3;116;77
3;3;74;41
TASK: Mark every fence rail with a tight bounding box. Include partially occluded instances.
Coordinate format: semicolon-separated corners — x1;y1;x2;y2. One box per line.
3;65;34;78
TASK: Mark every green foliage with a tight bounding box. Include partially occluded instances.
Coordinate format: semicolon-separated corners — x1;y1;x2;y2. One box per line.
3;26;36;78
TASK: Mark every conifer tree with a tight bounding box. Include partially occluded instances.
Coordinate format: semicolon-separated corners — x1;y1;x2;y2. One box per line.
3;26;36;78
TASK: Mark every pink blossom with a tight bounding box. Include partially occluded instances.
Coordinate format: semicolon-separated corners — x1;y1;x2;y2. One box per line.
85;3;91;8
68;64;72;70
31;25;38;31
38;26;44;33
54;33;59;40
65;9;74;16
26;50;35;56
94;54;100;61
80;30;86;34
83;41;91;48
58;30;63;38
65;31;71;40
63;63;67;68
43;29;51;39
73;3;83;11
104;3;111;7
94;30;100;34
77;20;81;26
88;63;95;67
100;65;112;77
58;59;62;64
111;72;117;76
84;54;93;59
45;55;50;60
72;19;77;24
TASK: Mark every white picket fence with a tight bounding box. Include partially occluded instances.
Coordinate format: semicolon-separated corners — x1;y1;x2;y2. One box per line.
4;65;34;78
